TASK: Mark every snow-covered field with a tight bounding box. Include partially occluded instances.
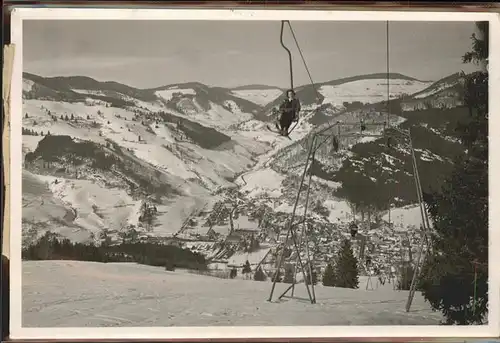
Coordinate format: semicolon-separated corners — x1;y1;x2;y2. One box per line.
227;247;270;267
37;175;142;234
155;87;197;102
23;79;35;93
412;81;456;99
382;205;432;230
230;88;283;106
22;260;442;327
22;171;70;226
237;168;285;198
319;79;433;107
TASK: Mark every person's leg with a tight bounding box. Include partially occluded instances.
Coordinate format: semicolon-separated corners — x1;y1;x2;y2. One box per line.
279;114;288;134
283;112;295;135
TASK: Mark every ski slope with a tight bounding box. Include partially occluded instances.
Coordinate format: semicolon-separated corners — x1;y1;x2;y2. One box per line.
37;175;143;235
22;260;443;327
22;171;71;227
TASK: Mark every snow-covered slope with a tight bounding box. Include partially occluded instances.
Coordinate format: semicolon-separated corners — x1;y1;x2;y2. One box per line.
411;73;462;100
38;175;142;235
230;87;283;106
400;74;464;111
22;260;443;327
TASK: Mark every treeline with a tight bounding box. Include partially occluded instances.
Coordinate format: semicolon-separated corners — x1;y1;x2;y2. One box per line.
232;239;414;292
22;232;208;271
22;127;48;136
243;239;360;288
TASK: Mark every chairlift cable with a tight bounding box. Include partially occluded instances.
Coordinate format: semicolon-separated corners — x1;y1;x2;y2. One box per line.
386;20;392;226
286;21;319;96
386;21;390;127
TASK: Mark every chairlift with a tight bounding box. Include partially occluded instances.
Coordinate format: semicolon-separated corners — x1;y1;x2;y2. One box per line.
360;119;366;132
366;256;372;266
386;136;393;148
332;136;340;152
349;222;358;238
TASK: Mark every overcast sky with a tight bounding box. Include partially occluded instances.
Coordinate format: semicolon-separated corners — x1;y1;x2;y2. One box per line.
23;20;479;89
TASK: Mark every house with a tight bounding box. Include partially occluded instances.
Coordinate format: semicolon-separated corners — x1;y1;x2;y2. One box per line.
197;228;219;241
164;239;183;248
225;234;241;244
206;228;219;241
234;228;257;237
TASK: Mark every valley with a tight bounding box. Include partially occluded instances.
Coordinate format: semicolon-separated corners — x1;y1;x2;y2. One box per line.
21;71;467;282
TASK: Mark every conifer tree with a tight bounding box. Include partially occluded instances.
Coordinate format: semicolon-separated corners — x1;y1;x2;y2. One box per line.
253;266;267;281
334;239;359;289
322;262;336;287
165;260;175;272
305;266;318;286
419;22;488;325
242;260;252;275
230;267;237;279
283;265;294;284
397;263;414;291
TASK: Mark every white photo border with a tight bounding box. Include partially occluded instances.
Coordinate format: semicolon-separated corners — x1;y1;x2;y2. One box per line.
8;7;500;340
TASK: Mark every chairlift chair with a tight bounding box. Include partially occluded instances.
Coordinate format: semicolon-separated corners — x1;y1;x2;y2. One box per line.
360;119;366;132
386;136;393;148
332;136;340;152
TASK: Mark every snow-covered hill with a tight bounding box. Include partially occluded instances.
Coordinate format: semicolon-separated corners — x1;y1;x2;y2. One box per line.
22;260;443;327
21;71;466;276
230;86;284;107
401;73;464;111
261;73;433;120
318;77;431;107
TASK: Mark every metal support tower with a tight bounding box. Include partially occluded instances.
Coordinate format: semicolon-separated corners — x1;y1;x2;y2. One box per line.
266;119;431;311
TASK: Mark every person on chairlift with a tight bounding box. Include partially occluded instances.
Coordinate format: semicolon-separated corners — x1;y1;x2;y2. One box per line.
276;89;301;136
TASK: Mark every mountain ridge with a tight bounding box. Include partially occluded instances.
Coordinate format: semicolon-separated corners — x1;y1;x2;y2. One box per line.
23;71;432;95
